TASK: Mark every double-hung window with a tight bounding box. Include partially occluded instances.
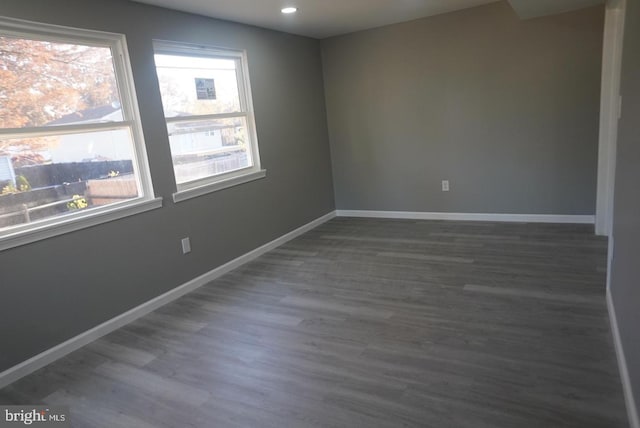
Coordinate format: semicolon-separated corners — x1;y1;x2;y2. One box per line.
0;18;158;250
153;42;264;202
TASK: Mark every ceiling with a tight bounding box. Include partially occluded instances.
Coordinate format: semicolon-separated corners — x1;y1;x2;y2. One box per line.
508;0;605;19
131;0;606;39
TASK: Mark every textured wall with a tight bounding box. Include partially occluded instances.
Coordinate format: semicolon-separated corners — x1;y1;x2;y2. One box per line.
0;0;335;371
322;1;604;214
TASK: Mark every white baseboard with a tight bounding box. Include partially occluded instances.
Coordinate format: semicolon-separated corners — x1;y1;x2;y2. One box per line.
607;288;640;428
0;211;336;390
335;210;595;224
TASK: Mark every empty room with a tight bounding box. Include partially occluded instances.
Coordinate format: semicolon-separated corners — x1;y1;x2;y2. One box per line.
0;0;638;426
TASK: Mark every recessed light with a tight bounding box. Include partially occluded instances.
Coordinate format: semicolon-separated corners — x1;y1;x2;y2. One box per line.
281;7;298;14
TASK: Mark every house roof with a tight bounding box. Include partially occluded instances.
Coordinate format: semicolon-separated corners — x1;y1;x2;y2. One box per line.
46;104;121;126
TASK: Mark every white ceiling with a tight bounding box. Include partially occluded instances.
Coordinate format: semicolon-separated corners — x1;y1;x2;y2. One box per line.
131;0;605;39
132;0;498;38
508;0;605;19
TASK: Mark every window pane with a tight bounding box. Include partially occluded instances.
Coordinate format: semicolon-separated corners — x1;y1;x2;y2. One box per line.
155;54;241;117
0;36;123;128
168;117;251;185
0;129;140;231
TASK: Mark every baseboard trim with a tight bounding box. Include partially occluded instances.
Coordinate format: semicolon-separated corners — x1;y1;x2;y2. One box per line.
607;288;640;428
0;211;336;390
335;210;595;224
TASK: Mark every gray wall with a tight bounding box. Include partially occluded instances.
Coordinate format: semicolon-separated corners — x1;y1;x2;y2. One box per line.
610;0;640;417
321;1;604;214
0;0;335;372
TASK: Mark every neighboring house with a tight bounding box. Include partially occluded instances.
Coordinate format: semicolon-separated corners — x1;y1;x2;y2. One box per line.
46;105;230;163
168;121;228;157
45;104;131;163
0;155;16;185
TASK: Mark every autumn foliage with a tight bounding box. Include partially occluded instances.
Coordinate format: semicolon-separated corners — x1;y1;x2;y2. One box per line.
0;36;119;160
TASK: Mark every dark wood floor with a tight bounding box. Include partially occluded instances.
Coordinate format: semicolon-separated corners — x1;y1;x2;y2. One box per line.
0;218;628;427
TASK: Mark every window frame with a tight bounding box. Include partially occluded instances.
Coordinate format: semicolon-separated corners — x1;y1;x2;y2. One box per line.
0;17;161;252
153;41;265;203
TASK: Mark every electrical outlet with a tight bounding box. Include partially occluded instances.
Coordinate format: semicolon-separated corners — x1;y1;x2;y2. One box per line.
442;180;450;192
181;237;191;254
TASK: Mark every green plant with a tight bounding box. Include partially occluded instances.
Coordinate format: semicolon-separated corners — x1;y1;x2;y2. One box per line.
67;195;88;210
0;176;32;195
1;183;17;195
16;175;31;192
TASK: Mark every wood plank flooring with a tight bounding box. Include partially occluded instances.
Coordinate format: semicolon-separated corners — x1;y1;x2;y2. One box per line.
0;218;628;427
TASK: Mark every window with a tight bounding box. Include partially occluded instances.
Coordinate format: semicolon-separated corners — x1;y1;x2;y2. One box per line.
0;18;159;250
153;42;264;201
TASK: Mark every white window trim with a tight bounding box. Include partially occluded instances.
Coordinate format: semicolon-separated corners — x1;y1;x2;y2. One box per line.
0;197;163;252
173;169;266;203
0;17;160;251
153;41;265;202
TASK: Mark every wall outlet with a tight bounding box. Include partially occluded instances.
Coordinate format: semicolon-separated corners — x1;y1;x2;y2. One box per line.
442;180;450;192
181;237;191;254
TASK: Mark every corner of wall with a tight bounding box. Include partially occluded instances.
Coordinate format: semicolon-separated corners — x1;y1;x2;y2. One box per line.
606;287;640;428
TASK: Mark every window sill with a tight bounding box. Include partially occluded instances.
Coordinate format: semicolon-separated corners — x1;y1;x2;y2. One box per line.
173;169;267;203
0;197;163;252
